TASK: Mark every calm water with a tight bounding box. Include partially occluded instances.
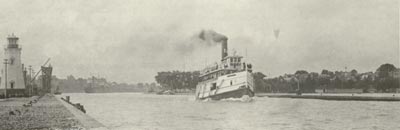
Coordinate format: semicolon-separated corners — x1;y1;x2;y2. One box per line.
62;93;400;130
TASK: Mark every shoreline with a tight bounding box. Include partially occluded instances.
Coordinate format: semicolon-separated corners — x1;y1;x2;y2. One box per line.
258;93;400;101
0;94;107;130
256;93;400;97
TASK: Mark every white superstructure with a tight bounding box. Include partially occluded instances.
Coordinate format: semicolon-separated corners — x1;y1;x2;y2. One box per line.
195;38;254;100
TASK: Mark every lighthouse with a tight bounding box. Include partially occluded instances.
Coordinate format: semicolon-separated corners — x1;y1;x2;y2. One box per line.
0;34;26;97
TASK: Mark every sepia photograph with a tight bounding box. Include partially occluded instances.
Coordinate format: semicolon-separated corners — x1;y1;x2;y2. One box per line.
0;0;399;130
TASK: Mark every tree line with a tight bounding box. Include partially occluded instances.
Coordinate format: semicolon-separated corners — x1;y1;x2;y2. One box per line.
51;75;158;93
54;63;398;93
154;71;200;91
254;63;400;93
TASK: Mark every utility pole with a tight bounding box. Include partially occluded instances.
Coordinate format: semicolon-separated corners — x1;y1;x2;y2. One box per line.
183;55;186;72
297;79;300;90
29;65;32;96
92;76;95;88
342;66;347;88
3;59;8;98
295;77;301;95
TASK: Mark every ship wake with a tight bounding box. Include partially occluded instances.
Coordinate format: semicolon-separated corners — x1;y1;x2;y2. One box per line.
199;95;254;102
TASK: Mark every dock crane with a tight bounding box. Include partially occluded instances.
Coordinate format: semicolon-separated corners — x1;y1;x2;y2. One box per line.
30;58;51;83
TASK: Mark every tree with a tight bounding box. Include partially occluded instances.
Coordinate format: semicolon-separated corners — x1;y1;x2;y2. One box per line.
321;69;329;75
350;69;358;76
295;70;308;75
321;69;334;77
303;75;316;92
67;75;76;81
376;63;396;78
253;72;267;93
375;63;398;91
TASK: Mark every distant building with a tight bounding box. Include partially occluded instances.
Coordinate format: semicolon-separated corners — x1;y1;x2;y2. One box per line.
360;72;376;81
315;89;324;93
366;87;377;93
323;88;363;93
334;71;356;82
296;73;309;82
282;74;294;82
0;34;26;97
319;73;331;79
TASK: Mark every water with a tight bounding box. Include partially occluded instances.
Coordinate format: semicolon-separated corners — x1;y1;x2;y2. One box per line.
62;93;400;130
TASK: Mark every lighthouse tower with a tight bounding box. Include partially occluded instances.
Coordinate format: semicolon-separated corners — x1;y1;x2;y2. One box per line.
0;34;26;97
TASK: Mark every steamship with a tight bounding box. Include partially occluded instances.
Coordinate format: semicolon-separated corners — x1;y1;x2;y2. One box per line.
195;38;254;100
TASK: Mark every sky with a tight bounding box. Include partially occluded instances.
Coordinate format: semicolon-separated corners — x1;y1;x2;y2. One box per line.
0;0;398;83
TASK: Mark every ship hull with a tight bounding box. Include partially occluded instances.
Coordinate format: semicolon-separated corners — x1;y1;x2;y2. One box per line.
195;71;254;100
199;87;254;100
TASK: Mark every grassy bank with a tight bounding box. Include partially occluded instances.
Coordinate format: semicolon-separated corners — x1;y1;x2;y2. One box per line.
0;95;84;130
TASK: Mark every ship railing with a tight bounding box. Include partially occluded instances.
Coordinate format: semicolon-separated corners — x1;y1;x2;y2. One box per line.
200;68;244;77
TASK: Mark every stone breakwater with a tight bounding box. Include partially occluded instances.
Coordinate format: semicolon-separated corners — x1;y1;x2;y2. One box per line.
55;95;107;130
0;94;84;130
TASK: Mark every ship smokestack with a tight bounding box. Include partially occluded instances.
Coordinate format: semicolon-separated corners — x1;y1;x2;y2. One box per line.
221;39;228;60
197;30;228;60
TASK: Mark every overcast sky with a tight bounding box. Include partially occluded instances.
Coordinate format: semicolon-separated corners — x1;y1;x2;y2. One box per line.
0;0;398;83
